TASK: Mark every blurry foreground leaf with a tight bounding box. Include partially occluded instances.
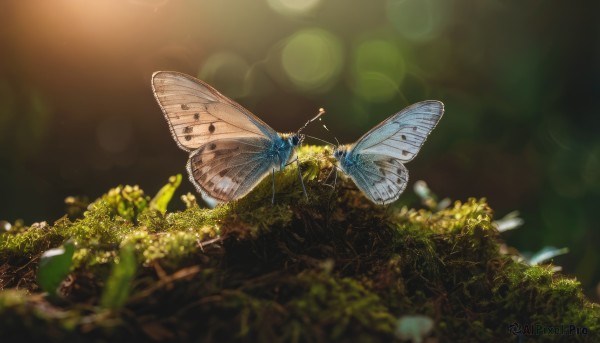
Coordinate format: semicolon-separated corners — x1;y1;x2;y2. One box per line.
528;246;569;266
493;211;524;232
395;315;435;343
100;244;137;309
414;180;450;211
512;246;570;272
36;240;75;297
150;174;182;214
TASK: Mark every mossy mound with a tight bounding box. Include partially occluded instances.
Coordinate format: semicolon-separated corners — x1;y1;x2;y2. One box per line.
0;146;598;342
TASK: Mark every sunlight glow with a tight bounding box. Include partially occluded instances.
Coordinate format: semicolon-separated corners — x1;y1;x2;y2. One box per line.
281;28;343;92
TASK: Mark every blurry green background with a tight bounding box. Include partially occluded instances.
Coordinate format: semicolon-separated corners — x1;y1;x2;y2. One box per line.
0;0;598;299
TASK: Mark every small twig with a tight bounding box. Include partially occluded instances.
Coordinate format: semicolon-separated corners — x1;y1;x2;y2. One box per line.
129;266;202;302
197;236;222;252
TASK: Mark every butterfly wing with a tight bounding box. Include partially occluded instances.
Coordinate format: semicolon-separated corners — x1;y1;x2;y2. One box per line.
352;100;444;162
186;137;276;202
152;71;278;152
342;154;409;204
341;100;443;204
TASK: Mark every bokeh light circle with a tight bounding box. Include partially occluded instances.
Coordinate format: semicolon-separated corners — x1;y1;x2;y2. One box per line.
199;52;250;98
281;28;344;92
267;0;321;15
351;39;405;102
386;0;447;41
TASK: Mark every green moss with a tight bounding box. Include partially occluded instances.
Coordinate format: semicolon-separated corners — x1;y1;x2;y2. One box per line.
0;145;598;342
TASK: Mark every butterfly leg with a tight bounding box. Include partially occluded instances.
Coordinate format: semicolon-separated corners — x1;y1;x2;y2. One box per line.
271;168;276;205
322;165;338;189
325;165;339;204
332;165;338;189
296;159;308;200
322;165;334;186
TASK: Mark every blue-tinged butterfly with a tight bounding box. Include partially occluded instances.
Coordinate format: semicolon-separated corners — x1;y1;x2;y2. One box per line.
152;71;321;204
332;100;444;205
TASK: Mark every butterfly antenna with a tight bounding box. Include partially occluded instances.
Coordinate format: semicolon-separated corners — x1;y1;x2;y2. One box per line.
298;107;326;134
322;163;338;188
285;157;308;199
305;134;335;147
324;164;339;205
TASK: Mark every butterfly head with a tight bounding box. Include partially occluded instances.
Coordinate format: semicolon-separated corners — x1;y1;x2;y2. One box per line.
285;133;305;148
333;145;349;161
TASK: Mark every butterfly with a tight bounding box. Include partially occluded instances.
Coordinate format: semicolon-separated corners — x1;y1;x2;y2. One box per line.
152;71;319;204
332;100;444;205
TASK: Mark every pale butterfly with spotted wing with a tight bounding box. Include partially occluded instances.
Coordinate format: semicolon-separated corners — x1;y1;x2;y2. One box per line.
152;71;321;204
332;100;444;205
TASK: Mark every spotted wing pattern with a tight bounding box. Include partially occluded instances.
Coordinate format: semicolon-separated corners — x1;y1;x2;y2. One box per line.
343;154;409;204
152;71;277;152
186;137;275;202
352;100;444;162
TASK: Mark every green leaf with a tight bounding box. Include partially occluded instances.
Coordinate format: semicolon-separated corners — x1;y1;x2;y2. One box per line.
36;240;75;297
150;174;182;214
100;243;137;309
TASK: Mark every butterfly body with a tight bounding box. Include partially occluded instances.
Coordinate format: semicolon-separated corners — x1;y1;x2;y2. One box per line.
152;71;306;203
273;133;303;171
333;100;444;205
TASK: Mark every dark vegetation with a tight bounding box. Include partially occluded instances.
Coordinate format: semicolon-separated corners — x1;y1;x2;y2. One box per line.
0;146;597;342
